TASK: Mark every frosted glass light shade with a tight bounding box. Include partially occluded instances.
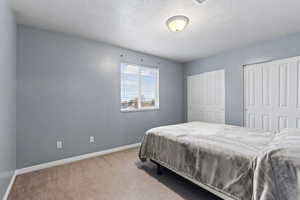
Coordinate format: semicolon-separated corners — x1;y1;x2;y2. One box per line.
166;15;189;32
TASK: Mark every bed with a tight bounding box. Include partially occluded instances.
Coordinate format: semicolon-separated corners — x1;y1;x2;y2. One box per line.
253;128;300;200
139;121;300;200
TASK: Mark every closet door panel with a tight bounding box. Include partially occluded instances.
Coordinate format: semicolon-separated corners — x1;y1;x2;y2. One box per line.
244;56;300;131
188;70;225;123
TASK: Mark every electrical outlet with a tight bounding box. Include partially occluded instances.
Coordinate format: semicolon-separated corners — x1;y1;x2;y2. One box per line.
90;136;95;143
57;141;63;149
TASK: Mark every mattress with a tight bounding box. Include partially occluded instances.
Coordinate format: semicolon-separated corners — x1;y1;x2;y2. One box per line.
139;122;276;200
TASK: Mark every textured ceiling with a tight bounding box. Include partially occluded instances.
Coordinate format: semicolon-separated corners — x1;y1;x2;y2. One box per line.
11;0;300;63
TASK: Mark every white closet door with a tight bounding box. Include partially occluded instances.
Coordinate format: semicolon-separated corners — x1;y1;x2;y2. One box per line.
188;70;225;123
244;56;300;131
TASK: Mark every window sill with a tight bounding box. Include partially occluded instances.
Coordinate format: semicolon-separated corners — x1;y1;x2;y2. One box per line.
120;107;160;113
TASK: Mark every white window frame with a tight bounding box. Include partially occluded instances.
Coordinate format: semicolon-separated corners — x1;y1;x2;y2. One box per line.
120;62;159;112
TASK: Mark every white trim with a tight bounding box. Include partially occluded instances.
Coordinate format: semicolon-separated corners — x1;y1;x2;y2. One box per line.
2;171;16;200
16;143;141;175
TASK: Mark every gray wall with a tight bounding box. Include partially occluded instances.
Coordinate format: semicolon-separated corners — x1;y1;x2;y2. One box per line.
0;0;16;198
17;25;184;168
184;32;300;126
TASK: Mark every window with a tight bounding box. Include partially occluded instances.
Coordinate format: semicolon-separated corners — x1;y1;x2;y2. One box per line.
121;63;159;111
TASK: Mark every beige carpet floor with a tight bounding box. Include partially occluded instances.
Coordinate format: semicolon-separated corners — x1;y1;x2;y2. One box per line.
9;147;221;200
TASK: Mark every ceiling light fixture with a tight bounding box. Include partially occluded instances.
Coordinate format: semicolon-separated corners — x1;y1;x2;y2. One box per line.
166;15;189;32
195;0;206;4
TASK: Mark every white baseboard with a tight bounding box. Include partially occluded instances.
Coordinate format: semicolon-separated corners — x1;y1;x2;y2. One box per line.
16;143;141;175
2;171;16;200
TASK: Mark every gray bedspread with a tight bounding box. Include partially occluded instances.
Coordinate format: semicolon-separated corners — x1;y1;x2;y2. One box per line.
253;129;300;200
139;122;278;200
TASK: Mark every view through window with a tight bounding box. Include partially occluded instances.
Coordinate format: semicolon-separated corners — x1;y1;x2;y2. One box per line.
121;63;159;111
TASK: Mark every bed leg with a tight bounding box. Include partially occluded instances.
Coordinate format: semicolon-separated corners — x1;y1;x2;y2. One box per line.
156;164;162;175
